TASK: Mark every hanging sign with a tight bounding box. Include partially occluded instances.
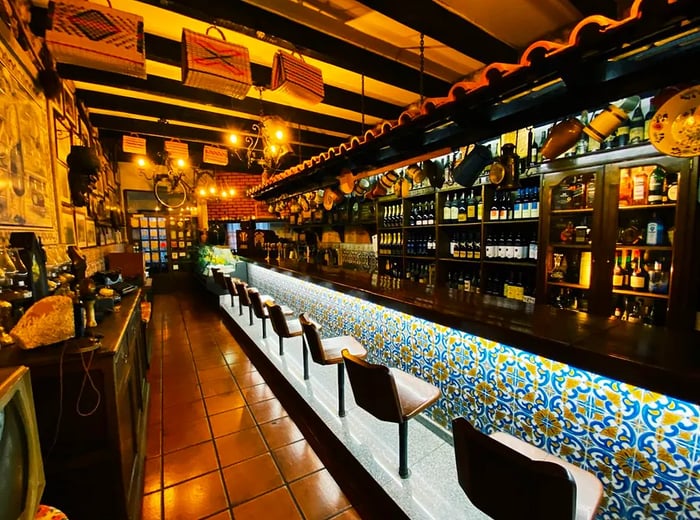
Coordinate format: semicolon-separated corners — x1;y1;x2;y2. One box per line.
164;140;189;159
203;145;229;166
122;135;146;154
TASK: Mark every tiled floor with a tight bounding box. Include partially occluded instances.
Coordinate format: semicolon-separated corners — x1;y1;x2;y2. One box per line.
141;283;360;520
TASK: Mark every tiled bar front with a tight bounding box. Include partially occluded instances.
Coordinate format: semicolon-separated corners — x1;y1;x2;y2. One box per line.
247;263;700;519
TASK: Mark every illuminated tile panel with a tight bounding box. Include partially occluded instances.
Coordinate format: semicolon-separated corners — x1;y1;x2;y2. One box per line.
249;265;700;519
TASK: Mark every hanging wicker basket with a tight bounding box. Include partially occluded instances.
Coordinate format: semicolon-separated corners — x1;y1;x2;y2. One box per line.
182;26;252;100
45;0;146;78
271;50;324;105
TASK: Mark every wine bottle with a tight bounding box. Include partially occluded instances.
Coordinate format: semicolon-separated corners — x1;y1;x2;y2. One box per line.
645;213;664;246
473;233;481;260
450;193;460;222
631;167;649;205
647;166;665;204
630;250;647;291
577;110;589;155
612;250;624;288
530;187;539;218
457;192;467;222
616;117;630;147
443;194;452;223
513;189;523;220
629;105;645;144
467;190;476;221
490;192;500;221
476;190;483;222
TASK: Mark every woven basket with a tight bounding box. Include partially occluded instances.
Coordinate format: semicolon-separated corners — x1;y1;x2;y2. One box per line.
271;50;324;105
45;0;145;78
182;26;252;100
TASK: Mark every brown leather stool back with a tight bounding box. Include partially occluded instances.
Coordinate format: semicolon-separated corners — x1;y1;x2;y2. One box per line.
211;268;227;290
452;417;576;520
234;281;251;307
268;302;293;338
248;289;268;320
342;351;402;423
299;313;327;365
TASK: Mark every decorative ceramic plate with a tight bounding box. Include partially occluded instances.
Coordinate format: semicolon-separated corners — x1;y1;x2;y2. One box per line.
649;85;700;157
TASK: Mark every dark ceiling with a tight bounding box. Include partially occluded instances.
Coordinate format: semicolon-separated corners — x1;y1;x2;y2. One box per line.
31;0;626;174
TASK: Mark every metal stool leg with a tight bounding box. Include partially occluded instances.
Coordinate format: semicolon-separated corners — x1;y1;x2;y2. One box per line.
262;318;267;338
302;337;309;380
249;307;254;326
337;363;345;417
239;299;243;316
399;421;410;478
279;336;284;356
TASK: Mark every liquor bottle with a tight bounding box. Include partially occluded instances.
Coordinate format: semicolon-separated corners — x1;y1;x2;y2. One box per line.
647;166;665;204
473;233;481;260
619;168;633;206
513;189;523;220
398;203;403;226
476;190;483;222
622;249;632;288
513;232;523;261
629;105;645;144
466;233;474;260
631;167;649;205
577;111;589;155
450;232;458;258
456;271;465;291
409;203;417;226
497;233;506;258
463;271;471;292
505;232;514;259
630;250;647;291
521;187;531;219
616;117;630;147
428;200;435;225
459;233;467;259
443;194;452;223
457;192;467;222
644;103;656;141
485;234;494;259
645;213;664;246
585;177;595;209
528;233;538;261
612;250;624;288
467;190;476;221
450;193;460;222
490;192;500;221
530;187;539;218
499;192;508;221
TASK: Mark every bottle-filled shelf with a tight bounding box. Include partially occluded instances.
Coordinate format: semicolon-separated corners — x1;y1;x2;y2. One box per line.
618;203;676;211
439;257;481;264
483;260;538;267
439;221;482;227
550;208;594;215
484;219;539;225
612;288;669;300
547;281;590;290
549;243;592;249
614;245;672;251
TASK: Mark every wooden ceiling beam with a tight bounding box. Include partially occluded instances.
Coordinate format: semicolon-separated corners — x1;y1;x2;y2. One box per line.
136;0;450;97
354;0;518;65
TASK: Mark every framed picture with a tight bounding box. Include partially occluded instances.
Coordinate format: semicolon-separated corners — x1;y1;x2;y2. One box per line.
54;111;72;164
54;158;70;205
59;204;76;244
63;85;77;128
86;219;97;247
75;211;87;247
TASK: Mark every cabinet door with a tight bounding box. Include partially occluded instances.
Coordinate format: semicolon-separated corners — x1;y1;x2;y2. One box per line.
539;166;605;314
115;334;140;507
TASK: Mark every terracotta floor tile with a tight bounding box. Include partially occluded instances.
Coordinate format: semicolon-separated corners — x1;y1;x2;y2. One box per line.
194;354;228;370
205;511;232;520
198;365;233;381
215;427;268;467
163;440;219;488
290;469;351;520
205;390;246;415
250;398;288;424
146;427;161;458
273;440;324;482
200;376;238;398
231;486;302;520
162;384;202;406
209;406;256;438
222;350;248;365
260;416;304;450
143;455;161;494
235;370;266;388
163;399;206;429
163;416;212;454
329;508;361;520
222;453;284;506
242;383;276;405
148;392;162;425
229;361;256;376
141;491;161;520
163;472;228;520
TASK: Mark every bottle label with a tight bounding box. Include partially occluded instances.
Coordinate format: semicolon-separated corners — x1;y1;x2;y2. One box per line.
646;222;661;245
467;206;475;219
474;249;480;260
529;243;537;260
477;203;483;221
631;275;646;289
629;127;644;143
612;274;623;287
531;201;539;218
633;179;646;203
490;208;499;221
451;206;459;221
486;245;495;258
499;209;507;220
513;203;522;219
522;202;530;219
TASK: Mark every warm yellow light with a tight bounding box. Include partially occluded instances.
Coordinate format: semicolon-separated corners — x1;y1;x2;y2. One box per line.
199;188;206;197
209;186;217;194
229;133;238;145
221;191;228;198
137;157;147;167
275;129;284;141
228;188;235;196
269;144;278;155
176;158;186;168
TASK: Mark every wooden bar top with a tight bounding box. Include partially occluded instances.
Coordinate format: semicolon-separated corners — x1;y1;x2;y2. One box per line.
248;259;700;405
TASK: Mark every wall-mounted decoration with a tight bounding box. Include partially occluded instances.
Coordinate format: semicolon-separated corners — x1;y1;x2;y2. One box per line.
59;204;75;244
86;219;96;247
53;160;70;205
62;85;76;128
271;50;325;105
75;209;86;247
0;41;57;230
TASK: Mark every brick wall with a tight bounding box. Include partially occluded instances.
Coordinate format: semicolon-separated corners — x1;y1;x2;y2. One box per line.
204;173;268;220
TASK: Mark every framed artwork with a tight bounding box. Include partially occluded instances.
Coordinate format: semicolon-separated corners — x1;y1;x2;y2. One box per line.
78;116;91;146
53;156;70;205
86;219;96;247
75;211;87;247
59;204;76;244
54;111;72;164
63;85;77;128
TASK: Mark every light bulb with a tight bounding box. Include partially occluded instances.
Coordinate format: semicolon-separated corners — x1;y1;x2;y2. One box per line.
137;157;146;167
269;144;278;155
209;186;216;194
229;133;238;145
229;189;235;196
176;158;186;168
199;188;206;197
275;129;284;141
221;191;228;198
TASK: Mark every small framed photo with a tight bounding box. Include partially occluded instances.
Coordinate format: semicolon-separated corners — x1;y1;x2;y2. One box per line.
75;211;87;247
54;159;70;205
63;86;77;128
59;204;76;245
86;219;97;247
54;111;71;164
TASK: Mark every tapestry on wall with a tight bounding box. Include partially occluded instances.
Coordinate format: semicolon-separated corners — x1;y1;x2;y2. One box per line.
0;34;56;230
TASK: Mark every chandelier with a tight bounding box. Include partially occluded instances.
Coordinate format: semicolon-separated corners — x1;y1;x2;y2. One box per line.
228;88;293;174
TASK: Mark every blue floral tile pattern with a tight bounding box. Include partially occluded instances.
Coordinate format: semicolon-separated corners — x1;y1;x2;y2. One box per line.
249;265;700;519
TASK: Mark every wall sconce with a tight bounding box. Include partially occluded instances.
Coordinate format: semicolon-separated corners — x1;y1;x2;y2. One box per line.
229;114;293;173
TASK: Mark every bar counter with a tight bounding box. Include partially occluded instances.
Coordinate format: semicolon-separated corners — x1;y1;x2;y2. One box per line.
245;258;700;406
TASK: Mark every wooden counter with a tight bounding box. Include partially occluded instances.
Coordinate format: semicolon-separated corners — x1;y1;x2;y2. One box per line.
0;291;150;520
248;259;700;405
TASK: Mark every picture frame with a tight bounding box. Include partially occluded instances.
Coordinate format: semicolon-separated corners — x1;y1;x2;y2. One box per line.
53;156;71;205
59;204;76;244
86;219;97;247
63;85;77;128
54;111;72;165
75;211;87;247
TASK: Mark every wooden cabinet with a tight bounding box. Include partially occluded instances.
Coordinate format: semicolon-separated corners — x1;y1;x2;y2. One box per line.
0;292;150;520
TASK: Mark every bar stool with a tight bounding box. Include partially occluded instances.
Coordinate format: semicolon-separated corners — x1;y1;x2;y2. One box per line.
451;417;603;520
223;275;239;308
232;280;250;318
341;349;440;479
248;289;292;338
267;302;316;379
299;313;367;417
211;267;227;291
